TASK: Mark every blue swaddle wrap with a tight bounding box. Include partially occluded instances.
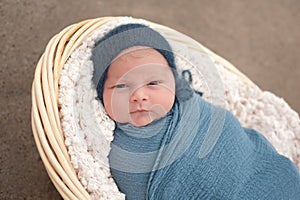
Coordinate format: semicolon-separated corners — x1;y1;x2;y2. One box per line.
109;93;300;200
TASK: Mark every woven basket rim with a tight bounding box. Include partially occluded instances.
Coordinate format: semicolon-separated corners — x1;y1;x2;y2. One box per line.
31;16;256;200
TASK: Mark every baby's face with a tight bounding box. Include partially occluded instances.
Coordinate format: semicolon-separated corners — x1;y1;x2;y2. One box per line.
103;47;175;127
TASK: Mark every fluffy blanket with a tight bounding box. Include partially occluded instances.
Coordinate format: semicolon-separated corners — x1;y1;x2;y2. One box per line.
58;17;300;199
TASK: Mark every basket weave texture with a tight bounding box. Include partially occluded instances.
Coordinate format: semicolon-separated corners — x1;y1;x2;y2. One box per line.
31;17;255;199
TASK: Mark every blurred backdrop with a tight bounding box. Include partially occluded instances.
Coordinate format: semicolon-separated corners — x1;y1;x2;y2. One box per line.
0;0;299;199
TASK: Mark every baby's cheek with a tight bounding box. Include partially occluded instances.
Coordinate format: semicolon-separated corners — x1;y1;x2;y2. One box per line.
103;91;125;120
110;94;131;122
159;89;175;106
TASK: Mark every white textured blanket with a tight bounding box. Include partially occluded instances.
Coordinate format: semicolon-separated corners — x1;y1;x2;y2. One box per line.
58;17;300;199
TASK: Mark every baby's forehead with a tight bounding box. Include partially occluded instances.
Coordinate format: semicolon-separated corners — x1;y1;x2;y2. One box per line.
112;46;164;63
106;46;172;80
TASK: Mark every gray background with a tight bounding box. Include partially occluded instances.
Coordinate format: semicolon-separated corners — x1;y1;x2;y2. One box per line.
1;0;299;199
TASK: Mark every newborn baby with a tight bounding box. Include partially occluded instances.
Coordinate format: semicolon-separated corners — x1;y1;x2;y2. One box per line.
92;23;300;199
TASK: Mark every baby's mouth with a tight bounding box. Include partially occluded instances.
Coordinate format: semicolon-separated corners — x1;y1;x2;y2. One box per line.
130;109;149;114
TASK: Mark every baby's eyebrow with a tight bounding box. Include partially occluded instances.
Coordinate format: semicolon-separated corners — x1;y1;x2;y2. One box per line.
105;76;133;86
105;74;123;82
146;75;164;80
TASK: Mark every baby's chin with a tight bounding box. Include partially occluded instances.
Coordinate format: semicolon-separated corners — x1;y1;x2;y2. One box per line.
131;120;153;127
118;112;162;127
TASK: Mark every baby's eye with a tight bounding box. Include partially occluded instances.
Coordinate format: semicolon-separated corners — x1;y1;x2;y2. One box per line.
114;84;128;89
147;81;161;86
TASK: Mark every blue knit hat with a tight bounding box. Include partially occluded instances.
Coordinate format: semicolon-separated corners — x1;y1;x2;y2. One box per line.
92;23;193;101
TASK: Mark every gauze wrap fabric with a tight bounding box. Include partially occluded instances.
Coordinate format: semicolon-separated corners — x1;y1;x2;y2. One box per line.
109;93;300;200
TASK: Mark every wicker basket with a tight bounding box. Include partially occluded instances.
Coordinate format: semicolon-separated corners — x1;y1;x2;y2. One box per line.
31;17;260;200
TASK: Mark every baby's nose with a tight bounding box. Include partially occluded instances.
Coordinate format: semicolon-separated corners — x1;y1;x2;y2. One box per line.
130;87;149;103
